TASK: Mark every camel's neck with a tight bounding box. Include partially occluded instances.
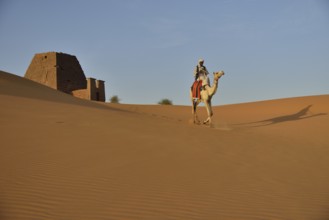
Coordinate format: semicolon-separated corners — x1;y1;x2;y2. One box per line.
208;78;219;97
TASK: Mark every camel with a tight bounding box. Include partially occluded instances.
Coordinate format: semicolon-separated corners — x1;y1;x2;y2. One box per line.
190;71;225;125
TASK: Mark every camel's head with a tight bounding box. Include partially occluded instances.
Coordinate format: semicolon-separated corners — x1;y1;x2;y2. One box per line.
213;70;225;80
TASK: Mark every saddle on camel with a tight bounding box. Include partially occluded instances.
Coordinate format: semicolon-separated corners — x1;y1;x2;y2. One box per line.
191;80;203;100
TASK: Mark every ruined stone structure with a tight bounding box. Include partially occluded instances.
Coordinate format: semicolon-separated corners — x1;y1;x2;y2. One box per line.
24;52;105;102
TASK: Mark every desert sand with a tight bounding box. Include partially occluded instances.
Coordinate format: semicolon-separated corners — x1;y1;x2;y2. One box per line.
1;70;329;220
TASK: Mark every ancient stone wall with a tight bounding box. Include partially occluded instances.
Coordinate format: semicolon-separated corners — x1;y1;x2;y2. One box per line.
96;80;106;102
56;53;87;93
71;89;89;100
86;78;105;102
25;52;106;102
25;52;57;89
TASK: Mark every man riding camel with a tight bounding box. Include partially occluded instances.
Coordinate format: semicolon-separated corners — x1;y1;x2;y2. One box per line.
191;58;210;100
190;58;225;125
193;58;210;87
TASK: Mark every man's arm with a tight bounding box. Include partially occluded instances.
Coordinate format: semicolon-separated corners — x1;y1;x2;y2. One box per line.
204;66;210;75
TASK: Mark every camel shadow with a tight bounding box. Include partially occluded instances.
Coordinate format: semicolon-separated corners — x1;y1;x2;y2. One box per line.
235;105;327;127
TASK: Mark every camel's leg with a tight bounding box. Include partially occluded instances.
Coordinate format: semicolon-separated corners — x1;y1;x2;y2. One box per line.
192;99;200;124
203;100;212;125
209;100;213;117
190;91;196;123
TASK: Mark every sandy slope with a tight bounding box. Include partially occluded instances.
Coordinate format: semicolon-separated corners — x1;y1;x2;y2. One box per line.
1;70;329;220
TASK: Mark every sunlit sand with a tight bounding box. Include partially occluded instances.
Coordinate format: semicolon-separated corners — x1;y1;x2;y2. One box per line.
1;70;329;219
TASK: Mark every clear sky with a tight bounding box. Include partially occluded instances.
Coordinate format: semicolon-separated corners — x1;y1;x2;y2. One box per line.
1;0;328;105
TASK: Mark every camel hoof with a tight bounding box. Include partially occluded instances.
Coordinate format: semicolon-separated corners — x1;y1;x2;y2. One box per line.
194;120;201;125
203;120;211;125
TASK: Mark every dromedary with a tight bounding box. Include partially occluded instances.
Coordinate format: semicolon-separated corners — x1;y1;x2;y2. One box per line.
190;71;225;125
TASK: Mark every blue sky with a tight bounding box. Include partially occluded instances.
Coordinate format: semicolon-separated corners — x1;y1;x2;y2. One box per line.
1;0;328;105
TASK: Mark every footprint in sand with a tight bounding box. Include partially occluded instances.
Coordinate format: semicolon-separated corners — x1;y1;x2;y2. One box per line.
211;122;234;131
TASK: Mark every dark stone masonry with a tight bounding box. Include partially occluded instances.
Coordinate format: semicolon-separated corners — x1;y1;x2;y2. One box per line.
24;52;105;102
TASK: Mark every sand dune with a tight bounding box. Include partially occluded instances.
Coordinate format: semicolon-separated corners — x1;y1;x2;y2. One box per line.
1;70;329;220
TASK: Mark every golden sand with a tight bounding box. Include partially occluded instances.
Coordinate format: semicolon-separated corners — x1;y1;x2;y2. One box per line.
1;70;329;219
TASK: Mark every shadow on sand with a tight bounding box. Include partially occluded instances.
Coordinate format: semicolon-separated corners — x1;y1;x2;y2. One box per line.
234;105;327;127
